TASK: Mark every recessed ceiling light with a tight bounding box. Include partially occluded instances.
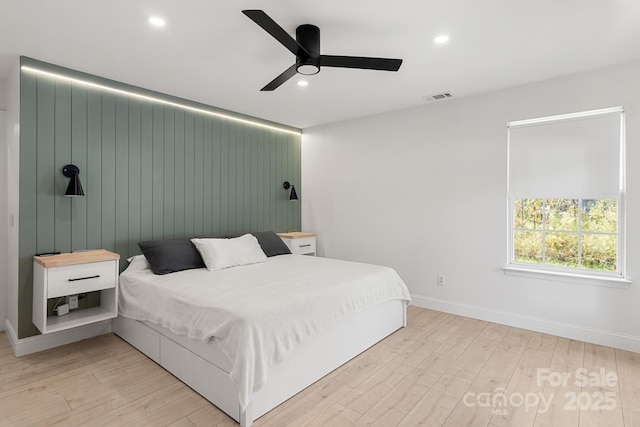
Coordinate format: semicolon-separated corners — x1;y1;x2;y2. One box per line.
148;16;166;27
433;34;449;45
297;80;309;87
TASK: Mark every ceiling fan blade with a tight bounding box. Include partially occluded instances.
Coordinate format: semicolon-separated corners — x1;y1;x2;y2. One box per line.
242;10;310;57
261;64;298;91
320;55;403;71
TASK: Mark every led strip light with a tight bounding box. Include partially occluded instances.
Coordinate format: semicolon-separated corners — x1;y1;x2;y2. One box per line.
21;65;302;136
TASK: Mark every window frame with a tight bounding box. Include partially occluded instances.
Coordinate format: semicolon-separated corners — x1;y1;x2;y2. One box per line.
505;107;629;285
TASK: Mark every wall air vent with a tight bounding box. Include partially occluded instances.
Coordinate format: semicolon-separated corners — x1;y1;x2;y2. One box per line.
423;92;453;102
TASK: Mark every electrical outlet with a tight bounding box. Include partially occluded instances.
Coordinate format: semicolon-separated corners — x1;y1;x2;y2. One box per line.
437;274;446;286
66;295;79;309
56;303;69;316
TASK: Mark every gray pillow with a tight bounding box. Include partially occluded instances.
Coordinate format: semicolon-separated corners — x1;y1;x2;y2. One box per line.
252;231;291;257
224;231;292;257
138;239;206;275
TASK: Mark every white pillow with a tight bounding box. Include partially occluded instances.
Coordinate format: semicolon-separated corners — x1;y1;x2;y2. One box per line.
191;234;267;271
126;254;151;272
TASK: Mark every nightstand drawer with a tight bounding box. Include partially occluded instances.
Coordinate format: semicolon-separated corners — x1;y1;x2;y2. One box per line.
47;261;116;298
288;237;316;254
278;232;318;256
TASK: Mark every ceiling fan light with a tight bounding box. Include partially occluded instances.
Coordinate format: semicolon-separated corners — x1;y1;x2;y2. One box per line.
296;64;320;75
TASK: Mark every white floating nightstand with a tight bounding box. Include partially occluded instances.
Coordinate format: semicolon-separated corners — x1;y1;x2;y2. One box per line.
32;249;120;334
277;232;317;256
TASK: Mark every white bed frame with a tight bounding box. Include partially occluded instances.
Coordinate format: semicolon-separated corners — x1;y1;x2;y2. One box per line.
113;299;407;426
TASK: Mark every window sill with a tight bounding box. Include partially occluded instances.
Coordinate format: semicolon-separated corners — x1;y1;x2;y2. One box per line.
503;266;631;288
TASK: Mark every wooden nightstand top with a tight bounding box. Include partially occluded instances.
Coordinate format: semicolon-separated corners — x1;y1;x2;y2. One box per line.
34;249;120;268
277;232;317;239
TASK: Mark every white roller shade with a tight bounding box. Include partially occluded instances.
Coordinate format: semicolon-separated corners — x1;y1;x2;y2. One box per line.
508;108;622;200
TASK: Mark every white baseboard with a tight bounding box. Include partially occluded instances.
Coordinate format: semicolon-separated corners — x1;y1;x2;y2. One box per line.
4;318;113;357
411;294;640;353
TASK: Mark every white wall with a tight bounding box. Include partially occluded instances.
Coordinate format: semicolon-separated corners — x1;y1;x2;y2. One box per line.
0;76;6;331
0;108;6;331
0;74;8;332
5;59;20;336
302;60;640;351
0;80;6;110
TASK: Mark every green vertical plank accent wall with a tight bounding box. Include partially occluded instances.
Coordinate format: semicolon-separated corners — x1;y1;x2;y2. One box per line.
71;84;88;251
101;93;117;253
163;108;175;239
220;122;230;235
18;57;302;339
115;96;130;258
184;112;195;237
203;118;213;235
55;82;72;252
86;90;103;250
140;103;154;243
174;110;185;238
128;99;142;256
193;115;204;235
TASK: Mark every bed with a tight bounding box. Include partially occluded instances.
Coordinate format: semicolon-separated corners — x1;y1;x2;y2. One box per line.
113;234;410;426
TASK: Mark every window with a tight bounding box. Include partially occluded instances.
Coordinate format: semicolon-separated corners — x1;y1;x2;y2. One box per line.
506;107;626;281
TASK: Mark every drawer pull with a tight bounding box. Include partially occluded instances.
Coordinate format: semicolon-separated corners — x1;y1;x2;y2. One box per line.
299;244;312;248
68;275;100;282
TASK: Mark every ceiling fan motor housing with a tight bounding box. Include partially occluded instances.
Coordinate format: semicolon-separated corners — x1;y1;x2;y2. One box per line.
296;24;321;75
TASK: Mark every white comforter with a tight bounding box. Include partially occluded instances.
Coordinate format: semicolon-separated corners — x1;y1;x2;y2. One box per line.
118;254;411;410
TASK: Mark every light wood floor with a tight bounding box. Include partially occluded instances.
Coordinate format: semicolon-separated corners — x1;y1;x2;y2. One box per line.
1;306;639;426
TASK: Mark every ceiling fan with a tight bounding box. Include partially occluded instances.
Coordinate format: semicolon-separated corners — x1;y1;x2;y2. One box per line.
242;10;403;91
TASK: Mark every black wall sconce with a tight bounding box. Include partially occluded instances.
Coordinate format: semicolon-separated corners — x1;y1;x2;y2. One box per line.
63;164;85;197
283;181;298;201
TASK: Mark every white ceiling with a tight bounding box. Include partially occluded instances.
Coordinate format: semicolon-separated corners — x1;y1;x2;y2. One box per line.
1;0;640;129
